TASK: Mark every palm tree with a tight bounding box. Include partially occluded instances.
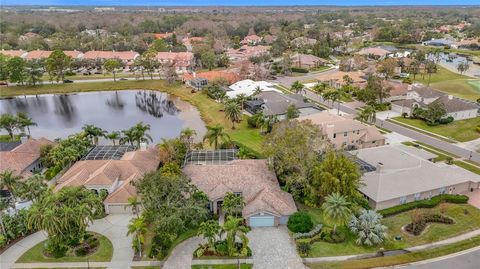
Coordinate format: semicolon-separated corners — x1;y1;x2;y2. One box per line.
348;209;387;246
236;147;255;159
222;192;245;218
131;122;153;148
252;86;262;99
198;220;220;249
322;193;352;235
290;81;304;94
82;124;106;145
120;128;136;146
16;112;36;137
16;174;47;203
127;216;147;257
224;101;241;129
323;89;342;115
204;124;230;150
0;170;22;212
236;93;248;110
105;131;121;146
312;82;327;95
180;128;197;149
125;196;141;217
356;105;377;123
221;216;250;256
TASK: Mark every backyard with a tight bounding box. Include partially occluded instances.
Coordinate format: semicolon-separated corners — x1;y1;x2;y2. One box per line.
298;202;480;257
392;116;480;142
430;79;480;101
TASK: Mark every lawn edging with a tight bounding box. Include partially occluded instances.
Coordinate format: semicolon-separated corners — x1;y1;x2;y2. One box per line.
387;118;457;143
191;258;253;265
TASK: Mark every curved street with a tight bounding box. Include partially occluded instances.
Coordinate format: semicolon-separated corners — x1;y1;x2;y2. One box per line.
394;246;480;269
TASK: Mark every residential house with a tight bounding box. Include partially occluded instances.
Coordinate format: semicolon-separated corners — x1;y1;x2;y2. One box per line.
291;53;328;69
357;47;391;59
155;52;194;74
422;38;455;48
183;70;240;88
314;71;367;89
24;50;84;60
226;79;280;99
240;35;262;46
55;145;160;214
0;50;28;58
290;37;317;48
384;80;411;102
226;45;270;66
353;144;480;210
83;50;140;66
391;85;479;120
298;111;386;150
154;32;174;40
0;137;55;177
183;158;297;227
244;91;322;120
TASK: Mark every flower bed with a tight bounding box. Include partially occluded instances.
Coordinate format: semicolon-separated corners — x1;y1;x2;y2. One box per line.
293;224;323;240
378;194;469;217
193;240;252;259
405;214;454;236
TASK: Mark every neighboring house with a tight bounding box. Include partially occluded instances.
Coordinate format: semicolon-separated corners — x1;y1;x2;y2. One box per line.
182;36;204;52
154;32;174;40
83;50;139;65
244;91;322;120
357;47;391;58
290;37;317;48
290;53;328;69
384;80;411;102
183;158;297;227
314;71;367;89
453;38;480;50
263;35;277;44
55;145;160;214
240;35;262;46
183;70;241;87
226;79;280;99
422;38;455;47
0;137;55;177
298;111;386;150
226;45;270;66
353;144;480;210
155;52;194;74
391;85;479;120
24;50;84;60
0;49;28;58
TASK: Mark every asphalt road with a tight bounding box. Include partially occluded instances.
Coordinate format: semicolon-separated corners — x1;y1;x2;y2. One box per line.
396;247;480;269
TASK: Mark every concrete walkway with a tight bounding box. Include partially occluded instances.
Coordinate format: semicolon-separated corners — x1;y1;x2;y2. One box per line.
162;236;204;269
0;214;134;269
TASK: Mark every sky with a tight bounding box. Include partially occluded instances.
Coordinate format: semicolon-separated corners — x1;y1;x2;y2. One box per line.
2;0;480;6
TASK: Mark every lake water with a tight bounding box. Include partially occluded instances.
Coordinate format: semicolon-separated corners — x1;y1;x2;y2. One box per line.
0;90;207;143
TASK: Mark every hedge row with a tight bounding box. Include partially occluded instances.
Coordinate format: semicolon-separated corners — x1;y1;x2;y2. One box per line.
291;67;309;73
378;194;469;217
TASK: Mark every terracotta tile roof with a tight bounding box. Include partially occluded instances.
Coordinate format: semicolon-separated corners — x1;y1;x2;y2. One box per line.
83;50;139;61
56;147;160;204
241;35;262;44
0;138;55;177
384;80;409;97
25;50;51;60
357;47;391;57
0;50;27;57
154;32;174;39
182;159;297;217
155;52;194;62
183;70;240;84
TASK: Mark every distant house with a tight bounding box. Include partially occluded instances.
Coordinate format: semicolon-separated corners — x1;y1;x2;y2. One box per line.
24;50;84;60
55;145;160;214
183;158;297;227
155;52;194;74
290;37;317;48
314;71;367;89
183;70;240;88
83;50;139;65
354;145;480;210
182;36;204;52
391;85;479;120
0;137;55;177
357;47;391;59
291;53;328;69
154;32;174;40
226;79;280;99
0;50;28;58
240;35;262;46
422;38;455;48
298;111;386;150
244;91;322;120
262;35;277;44
226;45;270;66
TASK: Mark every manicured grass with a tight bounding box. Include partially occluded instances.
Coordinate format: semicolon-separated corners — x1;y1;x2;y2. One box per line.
308;235;480;269
143;227;198;261
430;79;480;101
0;134;19;142
192;264;253;269
392;116;480;142
453;160;480;175
0;80;265;154
298;203;480;257
16;233;113;263
414;66;470;85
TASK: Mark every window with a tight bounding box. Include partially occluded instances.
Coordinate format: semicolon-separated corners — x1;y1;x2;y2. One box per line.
414;193;421;201
234;192;242;197
357;130;360;135
344;132;348;137
439;187;446;194
400;196;407;204
333;133;336;138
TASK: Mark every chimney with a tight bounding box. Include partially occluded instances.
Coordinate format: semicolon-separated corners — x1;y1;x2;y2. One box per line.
193;71;196;78
139;142;147;151
20;136;28;144
376;162;383;173
448;95;453;100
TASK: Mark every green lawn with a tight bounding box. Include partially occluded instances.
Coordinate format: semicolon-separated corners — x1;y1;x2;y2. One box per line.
414;66;469;85
307;234;480;269
16;233;113;263
192;264;253;269
143;227;198;261
298;203;480;257
430;79;480;101
0;80;265;155
392;116;480;142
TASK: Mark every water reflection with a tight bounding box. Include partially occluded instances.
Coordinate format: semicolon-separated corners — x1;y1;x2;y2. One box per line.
135;90;178;118
106;91;126;110
53;95;77;125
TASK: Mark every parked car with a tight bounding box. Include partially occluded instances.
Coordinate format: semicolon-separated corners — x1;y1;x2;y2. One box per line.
63;79;74;83
0;81;8;86
119;78;128;81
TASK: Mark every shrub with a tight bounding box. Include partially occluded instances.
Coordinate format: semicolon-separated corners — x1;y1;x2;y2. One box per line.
287;212;314;233
293;224;323;240
378;194;469;217
75;246;89;256
214;240;228;256
439;116;454;125
405;214;454;236
296;241;311;256
322;228;346;243
291;67;308;73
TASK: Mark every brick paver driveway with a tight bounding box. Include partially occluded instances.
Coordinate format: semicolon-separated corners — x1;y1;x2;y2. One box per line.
248;226;306;269
462;189;480;208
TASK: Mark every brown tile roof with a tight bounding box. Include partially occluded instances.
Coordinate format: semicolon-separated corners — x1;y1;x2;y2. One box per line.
56;147;160;204
154;32;174;39
24;50;83;60
0;50;27;57
183;70;240;84
384;80;409;97
241;35;262;44
0;138;55;177
182;159;297;217
155;51;194;62
357;47;391;57
83;50;139;61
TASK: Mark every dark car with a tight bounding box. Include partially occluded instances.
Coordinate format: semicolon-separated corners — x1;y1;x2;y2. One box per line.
119;78;128;81
63;79;74;83
0;81;8;86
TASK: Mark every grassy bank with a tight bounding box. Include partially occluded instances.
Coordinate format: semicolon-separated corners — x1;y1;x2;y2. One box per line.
414;66;469;85
0;80;265;154
430;79;480;101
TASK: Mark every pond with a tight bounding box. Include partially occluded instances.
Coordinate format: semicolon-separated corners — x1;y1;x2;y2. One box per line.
0;90;207;143
428;52;480;78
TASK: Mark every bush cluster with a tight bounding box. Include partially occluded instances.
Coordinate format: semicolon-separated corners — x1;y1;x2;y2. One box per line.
378;194;469;217
293;224;323;240
287;212;314;233
405;214;454;235
0;209;34;249
291;67;309;73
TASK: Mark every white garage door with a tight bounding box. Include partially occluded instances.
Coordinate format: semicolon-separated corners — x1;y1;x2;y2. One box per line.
106;204;131;214
249;215;275;227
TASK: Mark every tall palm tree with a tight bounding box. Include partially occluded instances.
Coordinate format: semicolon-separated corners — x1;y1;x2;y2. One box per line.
222;192;245;217
198;220;220;249
235;94;248;110
322;193;352;235
323;89;342;115
82;124;106;145
290;80;304;94
356;105;377;124
204;124;230;150
221;216;249;256
252;86;262;99
0;170;22;212
120;128;136;146
16;112;36;137
180;128;197;149
312;82;327;95
131;122;153;148
16;174;47;203
127;216;147;257
106;131;121;146
125;196;141;217
224;101;241;129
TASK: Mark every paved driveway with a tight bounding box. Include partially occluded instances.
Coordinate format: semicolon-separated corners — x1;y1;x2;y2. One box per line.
163;236;204;269
248;227;306;269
